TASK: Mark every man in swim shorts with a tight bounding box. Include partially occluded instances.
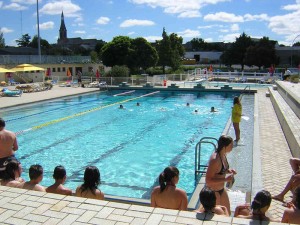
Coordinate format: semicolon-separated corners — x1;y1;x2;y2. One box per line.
0;118;19;179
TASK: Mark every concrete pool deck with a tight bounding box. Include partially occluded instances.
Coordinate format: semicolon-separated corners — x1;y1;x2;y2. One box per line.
0;82;299;224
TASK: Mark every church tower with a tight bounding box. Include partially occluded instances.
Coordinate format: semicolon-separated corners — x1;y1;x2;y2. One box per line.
58;11;67;44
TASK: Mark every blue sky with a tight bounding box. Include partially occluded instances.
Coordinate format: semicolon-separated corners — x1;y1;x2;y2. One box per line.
0;0;300;47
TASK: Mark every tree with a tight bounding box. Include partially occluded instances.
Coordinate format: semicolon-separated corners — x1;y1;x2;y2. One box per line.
293;42;300;47
190;38;206;51
245;37;277;69
0;31;5;48
94;40;106;60
221;32;254;70
16;33;31;47
107;65;129;77
156;28;172;74
101;36;131;67
129;37;158;71
169;33;184;71
90;51;98;62
30;35;51;53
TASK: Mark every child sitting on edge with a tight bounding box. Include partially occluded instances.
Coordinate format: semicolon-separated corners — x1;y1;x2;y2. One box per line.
46;165;72;195
19;164;46;192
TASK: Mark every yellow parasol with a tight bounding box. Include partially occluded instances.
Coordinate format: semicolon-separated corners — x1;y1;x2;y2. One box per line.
11;64;45;72
0;67;15;73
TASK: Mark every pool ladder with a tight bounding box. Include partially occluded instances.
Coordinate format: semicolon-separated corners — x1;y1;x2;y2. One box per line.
195;137;218;181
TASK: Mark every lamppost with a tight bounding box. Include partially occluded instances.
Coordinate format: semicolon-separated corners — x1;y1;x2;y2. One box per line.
291;34;300;67
37;0;41;64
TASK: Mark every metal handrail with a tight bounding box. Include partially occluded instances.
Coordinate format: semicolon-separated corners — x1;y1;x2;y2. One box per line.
195;137;218;181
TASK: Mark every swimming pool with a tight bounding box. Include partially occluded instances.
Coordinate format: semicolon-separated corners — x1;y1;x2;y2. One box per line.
2;90;248;199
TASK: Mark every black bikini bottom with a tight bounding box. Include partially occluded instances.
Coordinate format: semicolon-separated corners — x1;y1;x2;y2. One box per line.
214;188;224;195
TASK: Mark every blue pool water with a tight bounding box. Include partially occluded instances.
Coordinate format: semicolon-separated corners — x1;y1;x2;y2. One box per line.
2;90;244;199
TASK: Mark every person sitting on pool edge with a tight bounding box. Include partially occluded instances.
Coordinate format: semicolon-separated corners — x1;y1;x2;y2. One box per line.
76;166;104;200
234;190;279;222
0;160;25;188
151;166;188;210
19;164;46;192
282;186;300;224
46;165;72;196
196;186;229;216
273;157;300;203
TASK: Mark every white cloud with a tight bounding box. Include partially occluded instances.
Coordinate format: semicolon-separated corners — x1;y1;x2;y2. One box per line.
219;33;240;42
127;31;135;35
219;29;229;33
143;35;162;42
2;3;27;10
177;29;200;38
204;37;213;42
230;24;239;31
244;13;269;21
282;4;300;11
204;12;244;22
96;17;110;25
0;2;3;8
39;21;54;30
268;11;300;42
197;24;224;29
12;0;36;4
129;0;230;18
39;0;81;18
120;19;155;28
74;30;86;34
0;27;13;33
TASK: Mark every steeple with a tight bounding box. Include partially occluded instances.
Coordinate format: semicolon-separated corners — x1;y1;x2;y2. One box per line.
59;11;67;40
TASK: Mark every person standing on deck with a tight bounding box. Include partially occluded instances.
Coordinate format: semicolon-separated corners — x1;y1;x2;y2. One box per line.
232;96;242;142
0;118;19;179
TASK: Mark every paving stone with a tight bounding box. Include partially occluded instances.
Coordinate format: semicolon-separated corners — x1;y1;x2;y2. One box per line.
57;214;79;225
76;210;98;223
42;210;68;219
61;206;86;215
0;209;16;222
14;206;36;219
5;217;30;225
23;214;49;223
145;213;163;225
78;203;103;212
130;217;147;225
124;210;151;219
51;201;70;211
43;217;61;225
95;207;115;219
89;217;117;225
107;214;134;223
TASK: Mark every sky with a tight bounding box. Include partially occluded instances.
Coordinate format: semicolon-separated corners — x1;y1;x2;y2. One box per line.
0;0;300;47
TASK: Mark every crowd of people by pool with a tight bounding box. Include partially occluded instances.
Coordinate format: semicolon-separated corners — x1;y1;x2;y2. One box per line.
1;94;300;224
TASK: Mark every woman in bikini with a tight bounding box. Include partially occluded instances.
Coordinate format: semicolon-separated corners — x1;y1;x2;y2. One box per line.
151;166;188;210
75;166;104;200
205;135;236;215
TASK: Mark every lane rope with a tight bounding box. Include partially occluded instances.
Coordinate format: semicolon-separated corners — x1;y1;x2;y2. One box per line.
113;90;135;96
15;91;160;136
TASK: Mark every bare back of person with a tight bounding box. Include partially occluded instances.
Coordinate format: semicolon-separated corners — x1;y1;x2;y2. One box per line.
75;186;104;200
1;179;23;188
0;129;18;158
197;205;229;216
151;185;188;210
20;181;46;192
46;183;72;195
